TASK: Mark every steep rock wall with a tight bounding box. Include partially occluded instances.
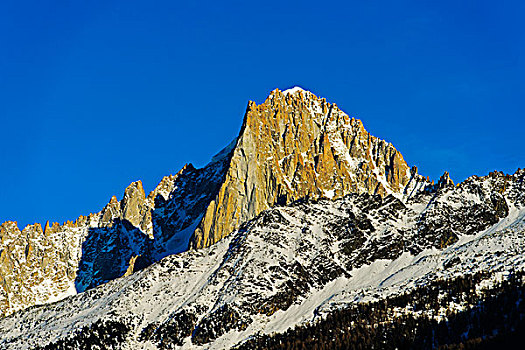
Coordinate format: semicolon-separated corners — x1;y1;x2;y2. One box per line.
191;88;426;248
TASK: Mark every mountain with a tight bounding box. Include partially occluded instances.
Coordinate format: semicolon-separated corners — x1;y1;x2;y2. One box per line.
0;87;427;317
0;87;524;349
0;169;524;349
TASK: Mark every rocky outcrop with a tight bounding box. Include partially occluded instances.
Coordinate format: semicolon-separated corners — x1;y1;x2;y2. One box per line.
438;171;455;188
0;220;83;316
0;146;234;316
120;181;149;232
190;88;428;248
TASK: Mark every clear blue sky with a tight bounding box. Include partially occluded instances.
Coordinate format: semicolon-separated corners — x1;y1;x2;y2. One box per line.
1;1;523;228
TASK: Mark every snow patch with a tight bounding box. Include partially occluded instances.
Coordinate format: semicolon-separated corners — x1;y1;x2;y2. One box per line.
282;86;307;95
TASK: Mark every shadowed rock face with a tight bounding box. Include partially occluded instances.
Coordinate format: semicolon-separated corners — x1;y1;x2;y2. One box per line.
190;88;427;248
0;156;231;316
0;87;427;317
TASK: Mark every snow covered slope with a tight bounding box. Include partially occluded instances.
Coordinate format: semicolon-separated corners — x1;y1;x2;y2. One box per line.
1;169;523;349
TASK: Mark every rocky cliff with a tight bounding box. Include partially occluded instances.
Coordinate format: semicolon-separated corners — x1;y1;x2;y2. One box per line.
191;87;428;248
0;87;428;317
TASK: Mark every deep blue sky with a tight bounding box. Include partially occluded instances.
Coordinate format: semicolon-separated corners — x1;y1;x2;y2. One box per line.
1;1;523;228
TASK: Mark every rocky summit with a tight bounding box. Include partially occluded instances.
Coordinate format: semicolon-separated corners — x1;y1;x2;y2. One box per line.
191;87;427;248
0;87;524;349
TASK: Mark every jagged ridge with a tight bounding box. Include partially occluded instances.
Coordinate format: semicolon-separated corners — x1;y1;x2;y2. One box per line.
0;87;429;316
0;169;523;349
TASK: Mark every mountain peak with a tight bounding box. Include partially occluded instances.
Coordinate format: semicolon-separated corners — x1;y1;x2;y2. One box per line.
0;88;429;317
190;88;428;248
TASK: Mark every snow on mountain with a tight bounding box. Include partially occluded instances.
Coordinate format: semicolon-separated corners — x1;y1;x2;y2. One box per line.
0;169;523;349
1;87;524;348
282;86;306;94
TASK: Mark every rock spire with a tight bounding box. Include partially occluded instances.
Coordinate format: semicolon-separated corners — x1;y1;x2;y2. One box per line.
190;88;427;248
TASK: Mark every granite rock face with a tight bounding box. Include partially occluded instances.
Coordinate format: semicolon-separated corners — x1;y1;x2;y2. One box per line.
120;181;149;232
191;88;427;248
0;220;83;316
0;87;427;317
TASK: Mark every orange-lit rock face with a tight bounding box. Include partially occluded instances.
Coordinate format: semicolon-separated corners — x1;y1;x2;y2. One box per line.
0;220;82;317
191;88;424;248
